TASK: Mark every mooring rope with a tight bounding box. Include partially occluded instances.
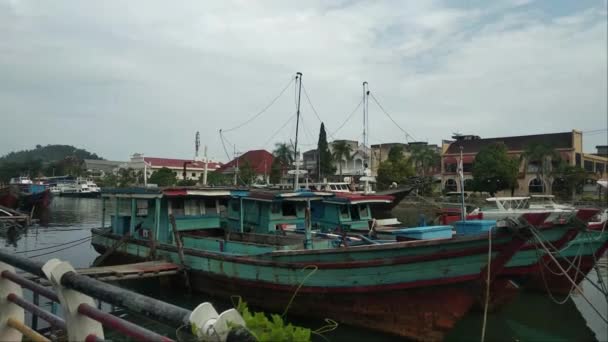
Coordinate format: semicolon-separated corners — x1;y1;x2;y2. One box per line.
480;228;492;342
530;228;608;324
16;236;92;254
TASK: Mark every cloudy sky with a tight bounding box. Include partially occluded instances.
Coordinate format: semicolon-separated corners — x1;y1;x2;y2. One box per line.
1;0;606;162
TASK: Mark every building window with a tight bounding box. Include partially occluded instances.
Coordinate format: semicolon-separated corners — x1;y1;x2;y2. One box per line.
529;178;543;193
444;179;457;192
462;163;473;173
445;163;457;173
584;160;594;172
596;163;605;174
192;172;196;177
575;153;581;167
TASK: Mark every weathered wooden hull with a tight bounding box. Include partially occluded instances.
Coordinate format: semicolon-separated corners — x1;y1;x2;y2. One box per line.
0;186;51;210
512;229;608;294
90;225;578;341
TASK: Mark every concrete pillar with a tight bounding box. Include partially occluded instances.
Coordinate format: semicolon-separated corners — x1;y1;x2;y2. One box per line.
0;262;24;342
41;259;104;341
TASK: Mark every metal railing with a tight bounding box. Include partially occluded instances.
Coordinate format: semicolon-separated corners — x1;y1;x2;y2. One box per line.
0;250;250;342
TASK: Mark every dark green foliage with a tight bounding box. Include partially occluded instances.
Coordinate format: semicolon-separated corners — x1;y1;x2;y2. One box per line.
0;144;102;183
0;144;101;164
96;174;119;188
273;143;294;165
377;146;414;190
472;143;519;196
409;145;440;177
117;168;139;187
235;300;311;342
269;158;283;184
552;163;587;199
177;179;197;186
148;167;177;187
317;123;335;180
202;171;232;186
238;161;257;186
332;141;353;177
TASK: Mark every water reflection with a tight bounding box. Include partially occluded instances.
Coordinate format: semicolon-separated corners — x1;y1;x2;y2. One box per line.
0;197;605;341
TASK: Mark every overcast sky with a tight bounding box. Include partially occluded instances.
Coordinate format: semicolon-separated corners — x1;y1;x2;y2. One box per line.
1;0;606;162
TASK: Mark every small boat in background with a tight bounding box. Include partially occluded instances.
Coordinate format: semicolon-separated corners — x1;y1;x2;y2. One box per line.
58;178;102;198
0;177;52;211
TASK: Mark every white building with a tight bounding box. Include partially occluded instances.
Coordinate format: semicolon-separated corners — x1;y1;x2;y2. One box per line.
128;153;222;181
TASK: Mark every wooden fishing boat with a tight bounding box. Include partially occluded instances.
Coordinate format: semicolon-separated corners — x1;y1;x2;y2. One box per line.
90;187;594;341
0;177;52;210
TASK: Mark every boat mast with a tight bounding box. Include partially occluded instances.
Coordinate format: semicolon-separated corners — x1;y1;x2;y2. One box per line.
294;72;303;191
362;82;371;194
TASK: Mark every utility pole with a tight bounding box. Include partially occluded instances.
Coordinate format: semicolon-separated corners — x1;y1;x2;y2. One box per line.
233;145;239;186
203;145;208;186
294;72;303;191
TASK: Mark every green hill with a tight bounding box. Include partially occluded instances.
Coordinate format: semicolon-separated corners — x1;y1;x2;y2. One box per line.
0;145;103;183
0;144;102;164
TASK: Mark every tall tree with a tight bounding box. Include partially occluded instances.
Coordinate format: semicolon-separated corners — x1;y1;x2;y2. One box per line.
552;163;586;200
377;146;414;190
472;143;519;196
148;167;177;187
273;143;294;165
331;141;353;177
238;161;257;186
201;171;231;186
521;143;559;194
117;168;138;188
269;158;283;184
409;145;440;177
317;123;335;181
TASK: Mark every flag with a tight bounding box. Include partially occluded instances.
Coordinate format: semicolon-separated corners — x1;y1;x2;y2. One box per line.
457;157;464;180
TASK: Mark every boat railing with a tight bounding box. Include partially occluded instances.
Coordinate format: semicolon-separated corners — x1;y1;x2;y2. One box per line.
0;251;252;342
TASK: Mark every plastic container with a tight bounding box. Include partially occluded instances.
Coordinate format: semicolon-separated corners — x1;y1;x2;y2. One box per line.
392;225;453;240
453;220;496;235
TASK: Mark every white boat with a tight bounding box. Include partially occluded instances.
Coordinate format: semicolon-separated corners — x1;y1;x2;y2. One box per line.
528;195;575;210
474;196;575;223
9;177;33;185
59;178;101;198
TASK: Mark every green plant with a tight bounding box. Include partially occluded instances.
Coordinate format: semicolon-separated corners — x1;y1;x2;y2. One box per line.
235;299;311;342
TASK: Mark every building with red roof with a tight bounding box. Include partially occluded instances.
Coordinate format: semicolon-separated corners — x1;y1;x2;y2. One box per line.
129;153;222;181
215;149;274;183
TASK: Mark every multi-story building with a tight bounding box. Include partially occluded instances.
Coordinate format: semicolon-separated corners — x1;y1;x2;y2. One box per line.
128;153;222;181
440;130;608;195
83;159;126;178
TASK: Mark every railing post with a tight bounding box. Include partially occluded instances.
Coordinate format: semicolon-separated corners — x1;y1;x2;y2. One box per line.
41;259;104;341
0;261;24;341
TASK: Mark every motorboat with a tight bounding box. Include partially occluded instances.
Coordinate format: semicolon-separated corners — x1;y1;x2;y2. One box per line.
473;196;575;223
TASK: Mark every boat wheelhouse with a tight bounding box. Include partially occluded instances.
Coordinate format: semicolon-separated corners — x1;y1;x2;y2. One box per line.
311;192;395;233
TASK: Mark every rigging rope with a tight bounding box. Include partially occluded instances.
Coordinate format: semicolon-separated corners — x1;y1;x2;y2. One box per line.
263;113;297;148
369;92;416;142
301;83;334;140
25;238;92;259
222;77;295;133
16;236;92;254
529;228;608;323
331;98;363;136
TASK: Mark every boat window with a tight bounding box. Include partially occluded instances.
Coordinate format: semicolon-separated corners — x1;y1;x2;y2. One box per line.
204;198;217;214
185;199;202;216
271;202;281;214
230;201;240;213
358;205;369;218
330;185;337;190
172;198;185;216
282;202;297;217
350;205;360;221
192;172;196;177
136;200;148;216
340;205;350;219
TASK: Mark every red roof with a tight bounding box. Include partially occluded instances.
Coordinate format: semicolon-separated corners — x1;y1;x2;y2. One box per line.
215;150;274;174
143;157;221;170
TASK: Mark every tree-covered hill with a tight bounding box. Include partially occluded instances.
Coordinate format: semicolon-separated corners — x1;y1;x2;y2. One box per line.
0;144;102;164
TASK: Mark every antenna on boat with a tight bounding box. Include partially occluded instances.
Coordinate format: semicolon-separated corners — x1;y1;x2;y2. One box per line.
362;82;372;194
294;72;303;191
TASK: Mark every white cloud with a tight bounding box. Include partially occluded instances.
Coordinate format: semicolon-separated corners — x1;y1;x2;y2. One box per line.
0;0;606;161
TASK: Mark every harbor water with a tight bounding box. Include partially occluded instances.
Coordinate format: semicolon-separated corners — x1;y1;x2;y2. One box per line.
2;197;606;341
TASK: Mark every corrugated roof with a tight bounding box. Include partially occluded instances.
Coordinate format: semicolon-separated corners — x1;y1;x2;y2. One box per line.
445;132;573;155
215;150;274;174
143;157;221;170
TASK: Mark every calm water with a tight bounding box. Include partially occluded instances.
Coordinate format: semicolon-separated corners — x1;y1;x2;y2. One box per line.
2;197;606;341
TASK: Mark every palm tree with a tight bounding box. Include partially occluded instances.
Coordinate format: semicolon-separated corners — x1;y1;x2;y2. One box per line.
409;145;440;177
521;143;559;194
331;141;353;177
273;142;294;165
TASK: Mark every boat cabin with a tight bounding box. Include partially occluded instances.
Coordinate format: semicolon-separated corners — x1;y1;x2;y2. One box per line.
312;193;394;233
101;187;236;244
226;190;334;235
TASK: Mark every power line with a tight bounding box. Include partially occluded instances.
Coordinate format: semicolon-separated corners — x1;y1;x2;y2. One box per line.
222;77;295;132
369;92;416;142
331;98;363;137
